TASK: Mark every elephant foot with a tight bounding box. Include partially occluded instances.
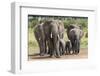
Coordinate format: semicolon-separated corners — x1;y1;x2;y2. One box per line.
76;52;80;55
54;54;61;58
40;53;44;56
74;50;80;55
49;54;53;58
62;52;65;55
77;50;80;54
49;54;60;58
74;52;79;55
65;52;70;55
47;51;51;54
49;55;53;58
55;56;61;58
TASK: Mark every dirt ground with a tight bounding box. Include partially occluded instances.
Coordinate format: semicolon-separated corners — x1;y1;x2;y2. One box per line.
28;48;88;61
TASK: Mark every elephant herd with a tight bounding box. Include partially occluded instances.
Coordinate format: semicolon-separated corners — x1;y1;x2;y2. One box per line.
34;20;84;58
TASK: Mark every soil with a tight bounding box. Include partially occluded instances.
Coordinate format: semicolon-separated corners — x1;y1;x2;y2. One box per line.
28;48;88;61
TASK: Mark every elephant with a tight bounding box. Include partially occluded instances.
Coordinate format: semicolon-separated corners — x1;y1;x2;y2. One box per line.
67;24;84;54
59;39;72;55
65;40;72;55
34;23;46;56
43;20;65;58
59;39;65;56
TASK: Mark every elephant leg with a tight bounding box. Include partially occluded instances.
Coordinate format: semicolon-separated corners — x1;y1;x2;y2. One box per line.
74;40;78;54
48;38;54;57
75;39;80;54
47;48;51;55
71;41;75;54
59;41;65;56
65;47;68;55
65;43;70;55
77;41;80;54
39;46;43;56
49;50;53;57
54;40;60;58
44;40;47;54
38;38;46;56
68;46;71;55
62;44;65;55
38;41;42;56
59;42;62;56
59;46;62;56
74;40;77;54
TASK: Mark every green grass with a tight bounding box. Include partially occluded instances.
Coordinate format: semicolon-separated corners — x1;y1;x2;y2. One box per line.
80;32;88;48
28;28;39;55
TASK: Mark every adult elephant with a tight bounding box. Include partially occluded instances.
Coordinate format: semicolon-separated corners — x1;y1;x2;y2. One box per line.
67;24;83;54
43;20;64;58
34;22;46;56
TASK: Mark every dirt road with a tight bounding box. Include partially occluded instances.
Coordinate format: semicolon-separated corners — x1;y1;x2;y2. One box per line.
28;48;88;61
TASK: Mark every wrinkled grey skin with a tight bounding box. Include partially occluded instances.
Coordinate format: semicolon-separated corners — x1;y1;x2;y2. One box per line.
67;24;83;54
43;20;64;58
65;40;72;55
34;23;46;56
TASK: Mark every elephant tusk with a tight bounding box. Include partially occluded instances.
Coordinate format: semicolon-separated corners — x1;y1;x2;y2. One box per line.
57;34;59;38
50;33;53;38
39;37;41;41
57;34;60;40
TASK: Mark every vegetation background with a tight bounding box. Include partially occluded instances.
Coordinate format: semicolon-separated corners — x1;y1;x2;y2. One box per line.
28;15;88;55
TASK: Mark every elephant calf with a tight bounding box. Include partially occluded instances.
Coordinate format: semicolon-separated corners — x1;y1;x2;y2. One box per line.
59;39;72;55
59;39;65;56
65;40;72;55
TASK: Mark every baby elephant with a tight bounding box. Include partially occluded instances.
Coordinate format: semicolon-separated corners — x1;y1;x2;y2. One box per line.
59;39;65;56
65;40;72;55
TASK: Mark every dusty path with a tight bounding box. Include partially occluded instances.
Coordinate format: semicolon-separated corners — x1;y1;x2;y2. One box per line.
28;48;88;61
